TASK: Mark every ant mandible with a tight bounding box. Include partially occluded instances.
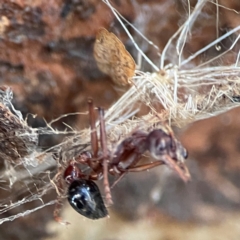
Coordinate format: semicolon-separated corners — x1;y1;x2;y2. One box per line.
53;99;190;224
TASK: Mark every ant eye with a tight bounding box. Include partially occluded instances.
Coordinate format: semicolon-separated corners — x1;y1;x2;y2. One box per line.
158;140;166;151
183;148;188;159
68;179;108;219
154;139;166;155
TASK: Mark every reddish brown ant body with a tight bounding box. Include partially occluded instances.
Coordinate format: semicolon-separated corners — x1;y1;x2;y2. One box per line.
53;99;190;224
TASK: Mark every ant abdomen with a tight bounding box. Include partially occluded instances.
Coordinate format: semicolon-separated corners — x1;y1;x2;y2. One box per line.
68;179;108;220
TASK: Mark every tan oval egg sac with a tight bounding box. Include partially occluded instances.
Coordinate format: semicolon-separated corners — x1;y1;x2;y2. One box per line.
93;28;136;86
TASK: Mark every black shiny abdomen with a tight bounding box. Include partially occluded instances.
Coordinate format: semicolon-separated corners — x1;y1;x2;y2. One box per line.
68;179;108;219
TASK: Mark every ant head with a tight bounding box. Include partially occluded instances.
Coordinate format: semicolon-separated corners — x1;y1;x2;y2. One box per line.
146;129;173;158
146;129;188;162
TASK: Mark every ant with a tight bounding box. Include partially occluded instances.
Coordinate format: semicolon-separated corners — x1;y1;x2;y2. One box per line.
52;99;190;224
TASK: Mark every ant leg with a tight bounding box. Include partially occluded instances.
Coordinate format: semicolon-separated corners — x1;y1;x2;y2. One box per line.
98;107;113;205
52;176;70;225
53;195;70;225
87;98;99;158
87;98;101;172
126;157;190;182
162;155;191;182
125;161;164;172
111;173;126;189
